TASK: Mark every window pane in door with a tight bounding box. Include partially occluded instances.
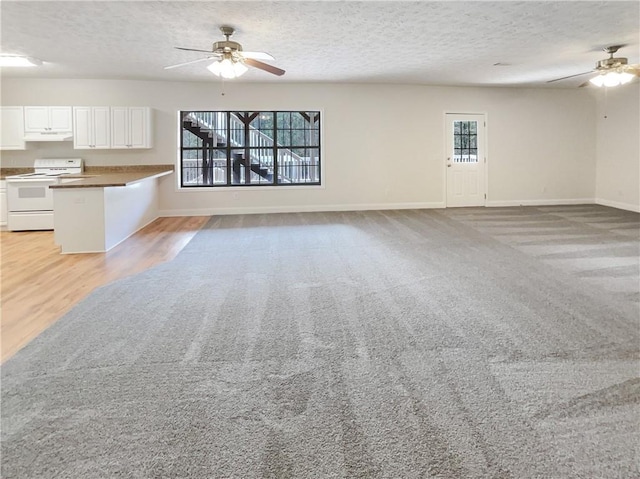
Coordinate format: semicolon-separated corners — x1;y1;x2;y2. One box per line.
453;121;478;163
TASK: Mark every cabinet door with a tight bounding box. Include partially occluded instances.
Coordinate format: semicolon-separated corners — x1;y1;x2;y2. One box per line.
128;107;148;148
73;107;93;149
92;107;111;148
24;106;72;132
110;107;129;148
24;106;50;131
1;107;26;150
48;107;72;131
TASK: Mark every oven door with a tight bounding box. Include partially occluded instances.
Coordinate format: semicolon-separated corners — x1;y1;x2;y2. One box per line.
6;178;56;212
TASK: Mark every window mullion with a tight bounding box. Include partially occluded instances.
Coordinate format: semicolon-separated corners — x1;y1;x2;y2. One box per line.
273;110;278;185
225;111;232;185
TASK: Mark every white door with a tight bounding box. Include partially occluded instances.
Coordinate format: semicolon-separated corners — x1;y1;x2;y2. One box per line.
445;113;486;207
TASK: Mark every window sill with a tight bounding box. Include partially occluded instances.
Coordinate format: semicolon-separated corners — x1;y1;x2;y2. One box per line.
175;184;325;193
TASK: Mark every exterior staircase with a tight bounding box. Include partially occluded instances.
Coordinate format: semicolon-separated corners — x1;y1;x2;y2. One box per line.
181;112;316;185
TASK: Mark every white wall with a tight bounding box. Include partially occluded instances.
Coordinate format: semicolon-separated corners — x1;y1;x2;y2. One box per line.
594;83;640;212
1;79;597;215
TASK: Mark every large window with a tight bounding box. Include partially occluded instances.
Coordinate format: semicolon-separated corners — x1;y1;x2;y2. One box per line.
180;110;321;187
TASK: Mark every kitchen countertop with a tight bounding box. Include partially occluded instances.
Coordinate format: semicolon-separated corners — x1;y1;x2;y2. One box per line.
0;168;34;179
49;165;174;189
1;165;175;183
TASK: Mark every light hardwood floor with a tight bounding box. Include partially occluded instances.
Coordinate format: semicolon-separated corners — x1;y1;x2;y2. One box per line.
0;216;209;363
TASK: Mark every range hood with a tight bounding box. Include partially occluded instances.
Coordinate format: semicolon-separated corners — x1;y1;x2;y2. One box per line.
24;132;73;142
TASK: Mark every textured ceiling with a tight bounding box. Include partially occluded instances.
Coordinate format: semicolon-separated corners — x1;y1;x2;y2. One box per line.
1;1;639;88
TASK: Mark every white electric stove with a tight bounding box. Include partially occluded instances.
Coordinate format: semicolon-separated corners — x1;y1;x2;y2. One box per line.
6;158;83;231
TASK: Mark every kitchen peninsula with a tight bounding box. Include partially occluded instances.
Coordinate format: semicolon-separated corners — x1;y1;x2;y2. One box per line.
51;165;173;254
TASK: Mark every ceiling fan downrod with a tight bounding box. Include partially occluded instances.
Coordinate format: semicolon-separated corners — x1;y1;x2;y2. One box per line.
213;26;242;53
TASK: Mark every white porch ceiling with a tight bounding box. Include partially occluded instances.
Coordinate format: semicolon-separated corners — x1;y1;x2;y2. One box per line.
1;1;639;88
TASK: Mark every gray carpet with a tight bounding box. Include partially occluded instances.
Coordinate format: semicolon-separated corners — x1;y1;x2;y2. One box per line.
2;206;639;478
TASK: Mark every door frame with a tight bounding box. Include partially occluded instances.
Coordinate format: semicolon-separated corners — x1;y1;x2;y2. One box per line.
443;111;489;207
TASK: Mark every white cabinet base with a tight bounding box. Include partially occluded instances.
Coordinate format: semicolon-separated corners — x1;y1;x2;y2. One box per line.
53;178;159;254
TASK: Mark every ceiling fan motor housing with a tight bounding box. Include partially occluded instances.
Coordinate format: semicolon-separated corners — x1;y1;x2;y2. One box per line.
596;57;628;71
212;40;242;53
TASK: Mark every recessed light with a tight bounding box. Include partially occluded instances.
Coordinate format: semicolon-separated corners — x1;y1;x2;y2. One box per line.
0;55;43;67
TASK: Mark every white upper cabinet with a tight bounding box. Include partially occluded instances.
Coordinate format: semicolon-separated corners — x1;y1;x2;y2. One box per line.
24;106;73;132
111;107;153;149
0;107;26;150
73;107;111;149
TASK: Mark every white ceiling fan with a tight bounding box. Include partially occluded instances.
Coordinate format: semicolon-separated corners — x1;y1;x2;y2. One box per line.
164;26;285;78
547;45;639;87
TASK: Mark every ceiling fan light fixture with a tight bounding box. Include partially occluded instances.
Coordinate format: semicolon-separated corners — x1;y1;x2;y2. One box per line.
589;70;635;87
0;55;42;67
232;60;248;78
616;71;635;85
170;26;284;77
207;60;223;76
207;57;248;79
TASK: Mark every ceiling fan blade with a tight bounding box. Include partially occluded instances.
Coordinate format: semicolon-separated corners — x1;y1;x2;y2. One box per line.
547;70;594;83
175;47;215;53
164;57;214;70
244;58;285;76
241;51;275;61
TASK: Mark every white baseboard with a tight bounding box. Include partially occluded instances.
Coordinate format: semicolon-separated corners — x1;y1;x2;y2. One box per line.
485;198;594;207
159;201;446;217
158;198;640;217
595;198;640;213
